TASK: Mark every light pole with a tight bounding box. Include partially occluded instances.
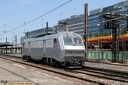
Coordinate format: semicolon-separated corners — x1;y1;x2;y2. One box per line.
97;23;100;50
3;24;6;33
42;18;43;29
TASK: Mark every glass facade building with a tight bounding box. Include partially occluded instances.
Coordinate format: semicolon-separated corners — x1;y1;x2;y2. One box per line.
57;0;128;37
21;27;54;44
21;0;128;43
54;15;84;36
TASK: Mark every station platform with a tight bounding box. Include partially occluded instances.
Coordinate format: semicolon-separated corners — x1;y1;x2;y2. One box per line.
3;53;21;58
0;54;77;85
2;53;128;73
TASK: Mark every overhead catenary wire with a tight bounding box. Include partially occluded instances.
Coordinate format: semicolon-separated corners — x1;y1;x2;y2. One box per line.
1;13;127;37
0;33;5;36
0;15;126;37
0;0;73;36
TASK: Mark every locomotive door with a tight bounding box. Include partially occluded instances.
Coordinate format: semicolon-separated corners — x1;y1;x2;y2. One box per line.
43;40;46;57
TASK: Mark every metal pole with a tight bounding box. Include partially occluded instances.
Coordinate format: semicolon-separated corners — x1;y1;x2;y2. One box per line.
6;37;7;54
84;3;88;59
42;18;43;28
15;35;17;53
26;32;28;38
46;22;48;35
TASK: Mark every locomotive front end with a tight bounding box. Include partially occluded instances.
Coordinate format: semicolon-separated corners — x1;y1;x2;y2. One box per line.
62;49;85;68
61;32;85;68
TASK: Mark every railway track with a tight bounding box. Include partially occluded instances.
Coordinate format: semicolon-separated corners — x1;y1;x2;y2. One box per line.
66;67;128;83
0;54;127;85
84;66;128;81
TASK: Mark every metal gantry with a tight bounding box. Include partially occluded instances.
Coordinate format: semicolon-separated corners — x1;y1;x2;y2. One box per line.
102;14;128;63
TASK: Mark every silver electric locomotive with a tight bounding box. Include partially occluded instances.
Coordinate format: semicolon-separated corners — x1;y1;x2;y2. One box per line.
22;32;85;68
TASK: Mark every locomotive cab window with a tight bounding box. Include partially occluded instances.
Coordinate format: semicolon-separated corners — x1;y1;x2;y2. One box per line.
73;37;83;46
63;37;73;45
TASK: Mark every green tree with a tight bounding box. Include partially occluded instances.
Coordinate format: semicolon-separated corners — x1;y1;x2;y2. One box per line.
103;29;110;36
98;32;103;36
121;28;127;34
89;33;93;38
94;32;99;37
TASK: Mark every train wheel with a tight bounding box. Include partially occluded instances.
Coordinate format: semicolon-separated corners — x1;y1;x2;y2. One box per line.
26;56;31;62
50;58;53;65
42;58;46;63
53;60;61;67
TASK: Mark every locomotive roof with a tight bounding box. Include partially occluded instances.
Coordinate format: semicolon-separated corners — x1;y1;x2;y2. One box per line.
23;32;81;43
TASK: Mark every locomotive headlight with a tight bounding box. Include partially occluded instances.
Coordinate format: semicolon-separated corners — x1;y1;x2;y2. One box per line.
66;51;72;54
79;51;84;54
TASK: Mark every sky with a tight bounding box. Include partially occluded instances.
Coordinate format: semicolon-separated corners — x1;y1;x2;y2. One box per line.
0;0;126;44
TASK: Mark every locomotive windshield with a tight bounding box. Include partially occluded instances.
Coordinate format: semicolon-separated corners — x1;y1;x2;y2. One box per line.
63;37;73;45
63;37;83;46
73;37;82;45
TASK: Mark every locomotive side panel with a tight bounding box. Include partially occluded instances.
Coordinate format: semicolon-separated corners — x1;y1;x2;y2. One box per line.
45;39;54;59
45;38;61;62
30;40;44;60
22;42;30;56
